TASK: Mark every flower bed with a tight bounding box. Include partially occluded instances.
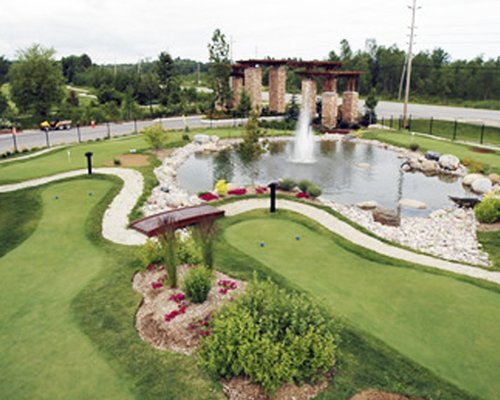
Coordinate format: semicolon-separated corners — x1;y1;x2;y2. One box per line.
228;188;247;196
199;192;219;202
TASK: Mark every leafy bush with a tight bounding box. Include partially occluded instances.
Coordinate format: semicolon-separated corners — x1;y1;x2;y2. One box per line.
160;229;178;288
141;123;168;149
138;239;163;267
192;219;217;269
199;279;339;395
113;158;121;166
177;234;203;265
279;178;296;191
475;195;500;224
298;179;313;193
409;143;420;151
183;266;213;303
307;185;322;198
182;134;190;141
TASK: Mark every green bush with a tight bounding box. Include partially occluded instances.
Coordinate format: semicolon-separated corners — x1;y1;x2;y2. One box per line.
279;178;296;191
307;185;322;198
475;196;500;224
177;235;202;265
138;239;163;267
113;158;121;166
183;266;213;303
298;179;313;193
409;143;420;151
199;279;339;395
141;123;168;149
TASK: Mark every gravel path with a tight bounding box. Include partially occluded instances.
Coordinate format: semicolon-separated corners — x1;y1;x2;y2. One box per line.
0;168;146;246
220;199;500;286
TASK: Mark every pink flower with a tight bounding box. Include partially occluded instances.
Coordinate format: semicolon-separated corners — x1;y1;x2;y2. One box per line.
296;192;309;199
228;188;247;196
199;192;219;202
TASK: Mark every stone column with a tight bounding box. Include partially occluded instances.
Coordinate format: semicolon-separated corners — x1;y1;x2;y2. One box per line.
268;66;286;113
244;67;262;113
321;92;338;128
301;79;317;118
231;76;244;108
342;91;359;124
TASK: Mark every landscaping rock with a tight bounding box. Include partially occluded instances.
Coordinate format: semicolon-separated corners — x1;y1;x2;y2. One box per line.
398;198;427;210
193;134;210;144
372;207;401;227
420;159;439;174
357;162;370;169
439;154;460;170
471;178;493;194
489;173;500;185
463;173;484;186
357;201;378;210
425;150;441;161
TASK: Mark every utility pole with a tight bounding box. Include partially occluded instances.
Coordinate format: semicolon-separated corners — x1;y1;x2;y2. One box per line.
403;0;419;127
397;53;407;100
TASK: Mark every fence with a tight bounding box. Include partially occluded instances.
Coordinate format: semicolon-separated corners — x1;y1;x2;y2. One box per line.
379;115;500;147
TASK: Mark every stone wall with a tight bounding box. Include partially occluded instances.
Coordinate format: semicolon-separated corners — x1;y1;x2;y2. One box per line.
342;91;359;124
301;79;317;118
231;76;244;108
244;67;262;113
321;92;338;128
268;66;286;113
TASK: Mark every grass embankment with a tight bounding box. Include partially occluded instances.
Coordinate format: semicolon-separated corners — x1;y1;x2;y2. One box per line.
477;231;500;269
219;211;500;399
0;177;222;400
362;129;500;173
380;118;500;146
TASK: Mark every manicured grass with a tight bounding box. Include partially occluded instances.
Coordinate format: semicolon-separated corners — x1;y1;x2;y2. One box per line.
0;177;222;399
222;212;500;399
363;129;500;173
477;230;500;269
382;118;500;146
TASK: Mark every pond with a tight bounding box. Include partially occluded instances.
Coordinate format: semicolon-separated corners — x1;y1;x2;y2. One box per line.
176;140;471;216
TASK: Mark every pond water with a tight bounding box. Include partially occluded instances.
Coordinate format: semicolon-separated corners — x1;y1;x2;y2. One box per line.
176;140;471;216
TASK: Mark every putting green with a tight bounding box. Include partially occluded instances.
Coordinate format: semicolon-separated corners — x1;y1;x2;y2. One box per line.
224;217;500;399
0;179;133;400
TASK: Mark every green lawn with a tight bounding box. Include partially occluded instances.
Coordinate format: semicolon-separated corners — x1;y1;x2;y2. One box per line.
0;177;222;400
363;129;500;173
223;214;500;399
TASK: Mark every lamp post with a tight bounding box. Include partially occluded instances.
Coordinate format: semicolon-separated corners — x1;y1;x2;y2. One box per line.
85;152;93;175
268;182;278;213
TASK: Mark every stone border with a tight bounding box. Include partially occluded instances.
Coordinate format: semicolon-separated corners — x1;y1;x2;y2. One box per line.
0;145;67;164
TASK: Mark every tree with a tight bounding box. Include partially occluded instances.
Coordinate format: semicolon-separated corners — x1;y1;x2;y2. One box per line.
0;92;8;116
156;51;179;105
0;56;11;85
238;111;264;161
340;39;353;61
235;90;251;117
97;84;122;105
9;44;65;118
285;95;300;122
207;29;231;110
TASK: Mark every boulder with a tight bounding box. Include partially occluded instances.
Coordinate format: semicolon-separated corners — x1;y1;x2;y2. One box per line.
425;150;441;161
420;159;439;174
398;198;427;209
471;178;493;194
438;154;460;170
462;173;483;186
210;135;220;143
489;173;500;185
372;207;401;227
357;163;370;169
357;201;378;210
193;134;210;144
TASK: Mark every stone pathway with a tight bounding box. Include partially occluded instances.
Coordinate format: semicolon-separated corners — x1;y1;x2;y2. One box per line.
219;199;500;285
0;168;146;246
0;145;66;164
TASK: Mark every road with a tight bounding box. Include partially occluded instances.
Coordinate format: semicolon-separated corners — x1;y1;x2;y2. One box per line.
1;99;500;153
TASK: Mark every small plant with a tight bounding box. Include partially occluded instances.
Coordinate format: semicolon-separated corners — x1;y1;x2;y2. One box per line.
475;195;500;224
141;122;168;149
183;266;213;303
192;218;217;269
214;179;229;196
307;184;322;198
177;234;203;265
298;179;313;193
279;178;296;191
113;158;121;166
138;239;163;267
409;143;420;152
159;227;178;288
182;134;190;141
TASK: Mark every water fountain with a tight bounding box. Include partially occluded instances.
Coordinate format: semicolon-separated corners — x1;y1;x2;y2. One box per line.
290;102;316;163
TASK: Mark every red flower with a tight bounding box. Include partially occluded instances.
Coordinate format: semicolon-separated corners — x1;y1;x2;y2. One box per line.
199;192;219;202
228;188;247;196
295;192;309;199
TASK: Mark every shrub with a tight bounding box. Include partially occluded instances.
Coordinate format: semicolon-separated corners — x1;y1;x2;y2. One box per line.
307;184;322;198
192;218;217;269
113;158;121;166
475;195;500;224
141;123;168;149
177;234;203;265
199;279;339;395
160;228;178;288
215;179;229;196
298;179;313;193
183;266;213;303
409;143;420;151
279;178;296;191
138;239;163;267
182;134;190;141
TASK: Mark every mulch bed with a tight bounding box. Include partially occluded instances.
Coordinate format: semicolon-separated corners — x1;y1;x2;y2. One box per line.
477;222;500;232
350;389;418;400
104;154;150;167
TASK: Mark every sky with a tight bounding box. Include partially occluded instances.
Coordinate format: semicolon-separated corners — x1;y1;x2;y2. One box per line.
1;0;499;64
